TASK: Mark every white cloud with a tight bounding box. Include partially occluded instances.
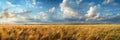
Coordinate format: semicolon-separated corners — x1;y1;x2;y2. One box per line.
9;11;17;18
88;2;95;6
0;9;19;24
25;0;38;8
34;7;56;22
59;0;100;23
76;0;82;4
103;0;112;4
100;14;120;23
35;12;49;21
0;8;31;24
17;9;25;13
60;0;78;18
6;1;16;7
0;8;9;19
102;0;118;5
48;7;55;13
85;5;101;21
94;13;100;19
34;16;40;20
0;18;17;24
1;0;119;24
85;5;100;17
32;0;36;5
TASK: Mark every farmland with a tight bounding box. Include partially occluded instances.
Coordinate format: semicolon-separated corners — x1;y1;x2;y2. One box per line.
0;24;120;40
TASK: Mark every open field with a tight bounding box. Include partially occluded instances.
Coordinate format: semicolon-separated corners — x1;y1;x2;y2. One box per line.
0;24;120;40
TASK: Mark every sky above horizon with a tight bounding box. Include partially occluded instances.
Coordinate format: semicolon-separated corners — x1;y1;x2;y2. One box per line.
0;0;120;24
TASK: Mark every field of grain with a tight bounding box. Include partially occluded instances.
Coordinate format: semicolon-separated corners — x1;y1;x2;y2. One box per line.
0;24;120;40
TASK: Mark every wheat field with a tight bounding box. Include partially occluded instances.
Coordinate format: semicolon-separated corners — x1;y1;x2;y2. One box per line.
0;24;120;40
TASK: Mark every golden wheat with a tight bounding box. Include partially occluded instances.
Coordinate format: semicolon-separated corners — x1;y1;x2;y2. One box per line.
0;24;120;40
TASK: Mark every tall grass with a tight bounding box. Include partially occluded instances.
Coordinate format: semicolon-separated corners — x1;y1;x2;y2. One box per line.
0;24;120;40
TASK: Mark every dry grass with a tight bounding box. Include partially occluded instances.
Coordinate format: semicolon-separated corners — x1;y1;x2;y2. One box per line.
0;24;120;40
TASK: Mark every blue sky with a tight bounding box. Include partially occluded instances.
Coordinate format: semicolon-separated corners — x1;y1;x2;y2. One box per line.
0;0;120;24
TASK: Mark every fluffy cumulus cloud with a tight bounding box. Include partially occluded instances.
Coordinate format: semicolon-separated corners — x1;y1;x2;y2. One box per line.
59;0;85;23
59;0;120;23
85;5;100;17
59;0;102;23
60;0;78;18
85;5;101;21
60;0;87;18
